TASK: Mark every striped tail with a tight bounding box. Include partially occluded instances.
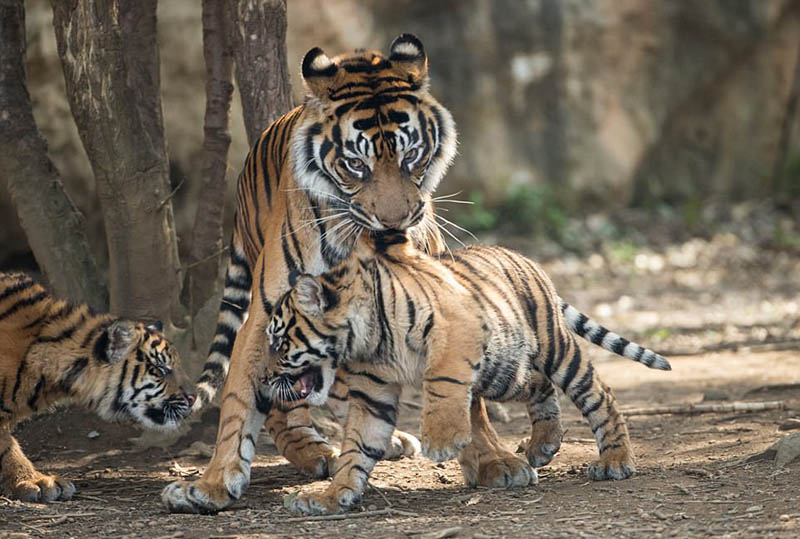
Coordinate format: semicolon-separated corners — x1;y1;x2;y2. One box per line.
558;297;671;371
193;239;253;412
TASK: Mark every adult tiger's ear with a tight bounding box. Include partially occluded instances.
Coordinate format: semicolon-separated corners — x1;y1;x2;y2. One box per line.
302;46;338;102
102;320;139;363
389;33;428;88
294;275;326;315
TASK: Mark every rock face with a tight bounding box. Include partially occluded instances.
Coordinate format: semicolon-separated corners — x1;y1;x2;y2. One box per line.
3;0;799;265
355;0;800;210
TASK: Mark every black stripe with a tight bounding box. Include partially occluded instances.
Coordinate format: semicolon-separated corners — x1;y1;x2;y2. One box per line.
57;357;89;394
0;291;47;321
559;346;583;393
611;337;629;355
11;360;26;402
425;376;466;385
348;389;397;426
28;376;45;410
591;327;609;346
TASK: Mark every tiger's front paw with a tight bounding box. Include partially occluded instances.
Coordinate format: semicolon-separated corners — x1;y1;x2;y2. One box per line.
284;487;361;515
386;429;421;460
521;416;564;467
421;425;471;463
4;472;75;502
586;446;636;481
284;440;340;479
162;473;245;515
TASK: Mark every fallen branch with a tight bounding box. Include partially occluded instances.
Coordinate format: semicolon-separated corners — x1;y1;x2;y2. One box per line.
624;401;785;416
283;507;417;522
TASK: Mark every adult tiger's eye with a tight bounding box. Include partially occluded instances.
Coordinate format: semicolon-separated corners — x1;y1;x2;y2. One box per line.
346;157;366;172
403;147;419;165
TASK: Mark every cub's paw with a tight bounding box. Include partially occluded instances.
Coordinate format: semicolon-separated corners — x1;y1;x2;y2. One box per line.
422;428;471;463
161;478;239;514
586;447;636;481
284;488;360;516
284;440;340;479
385;429;421;460
6;473;75;502
520;418;564;468
474;453;537;488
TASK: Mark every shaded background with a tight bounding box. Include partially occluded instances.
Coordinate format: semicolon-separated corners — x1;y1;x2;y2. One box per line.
4;0;799;272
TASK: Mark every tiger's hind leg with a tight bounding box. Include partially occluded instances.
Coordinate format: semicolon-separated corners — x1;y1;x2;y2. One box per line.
521;372;564;467
0;430;75;502
457;397;537;488
325;372;420;461
545;335;635;480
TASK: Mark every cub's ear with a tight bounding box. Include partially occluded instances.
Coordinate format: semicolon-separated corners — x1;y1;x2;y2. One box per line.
302;46;338;102
389;33;428;87
103;320;139;363
294;275;326;315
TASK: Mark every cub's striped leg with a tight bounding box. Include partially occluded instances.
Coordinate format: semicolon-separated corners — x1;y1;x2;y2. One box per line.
162;317;270;514
266;399;338;479
420;354;475;462
457;397;537;488
543;334;635;480
286;373;402;515
522;372;564;467
326;372;420;460
0;431;75;502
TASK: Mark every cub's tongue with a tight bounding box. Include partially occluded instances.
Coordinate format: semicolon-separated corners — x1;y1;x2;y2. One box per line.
298;372;315;398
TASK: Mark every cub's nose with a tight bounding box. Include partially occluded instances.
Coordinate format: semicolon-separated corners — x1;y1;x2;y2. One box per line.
184;392;196;407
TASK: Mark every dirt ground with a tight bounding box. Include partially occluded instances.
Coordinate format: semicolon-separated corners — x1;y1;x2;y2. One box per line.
2;237;799;538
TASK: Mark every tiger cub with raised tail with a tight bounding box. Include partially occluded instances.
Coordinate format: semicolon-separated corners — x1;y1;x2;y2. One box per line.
265;232;670;515
0;272;195;502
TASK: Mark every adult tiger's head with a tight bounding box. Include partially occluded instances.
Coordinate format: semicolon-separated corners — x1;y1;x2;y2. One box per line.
91;320;195;430
264;269;363;406
293;33;457;235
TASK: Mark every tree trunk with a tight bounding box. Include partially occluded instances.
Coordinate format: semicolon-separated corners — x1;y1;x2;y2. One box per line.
182;0;236;318
230;0;293;146
0;0;106;310
51;0;181;323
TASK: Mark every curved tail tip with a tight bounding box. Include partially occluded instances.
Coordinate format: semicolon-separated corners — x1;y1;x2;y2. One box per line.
653;354;671;371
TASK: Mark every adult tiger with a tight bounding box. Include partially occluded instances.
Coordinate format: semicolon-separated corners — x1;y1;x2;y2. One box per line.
162;35;549;514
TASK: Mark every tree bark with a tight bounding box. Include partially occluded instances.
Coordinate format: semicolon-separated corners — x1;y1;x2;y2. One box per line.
50;0;181;322
230;0;293;146
0;0;106;309
182;0;236;317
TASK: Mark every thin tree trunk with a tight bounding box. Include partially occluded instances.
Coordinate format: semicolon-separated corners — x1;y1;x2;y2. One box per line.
182;0;236;317
230;0;293;146
0;0;106;309
51;0;181;323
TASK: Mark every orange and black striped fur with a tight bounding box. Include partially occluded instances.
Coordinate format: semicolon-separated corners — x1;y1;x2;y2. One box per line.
266;232;670;514
0;272;194;502
162;34;481;514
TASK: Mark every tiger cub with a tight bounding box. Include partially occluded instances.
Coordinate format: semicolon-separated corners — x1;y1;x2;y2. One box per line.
0;272;194;502
265;232;670;515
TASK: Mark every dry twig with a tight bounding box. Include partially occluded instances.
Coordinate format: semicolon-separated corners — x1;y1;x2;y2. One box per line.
623;401;785;416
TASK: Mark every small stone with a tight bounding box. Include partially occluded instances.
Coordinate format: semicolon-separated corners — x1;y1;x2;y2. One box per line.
87;430;100;440
367;504;377;511
780;514;791;521
745;505;763;513
702;389;729;402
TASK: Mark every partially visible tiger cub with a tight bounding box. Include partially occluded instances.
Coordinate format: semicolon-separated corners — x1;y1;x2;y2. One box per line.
265;232;670;515
0;272;194;502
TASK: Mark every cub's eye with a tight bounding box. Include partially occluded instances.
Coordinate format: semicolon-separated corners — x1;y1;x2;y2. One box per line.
402;147;420;166
343;157;367;175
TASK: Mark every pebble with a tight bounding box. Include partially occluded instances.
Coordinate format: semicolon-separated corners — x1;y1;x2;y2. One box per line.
87;430;100;439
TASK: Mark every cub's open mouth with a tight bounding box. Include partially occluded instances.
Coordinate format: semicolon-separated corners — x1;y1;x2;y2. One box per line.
294;365;324;399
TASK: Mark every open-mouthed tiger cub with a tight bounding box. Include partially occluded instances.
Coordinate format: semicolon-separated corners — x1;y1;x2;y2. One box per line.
265;232;670;515
0;272;194;502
